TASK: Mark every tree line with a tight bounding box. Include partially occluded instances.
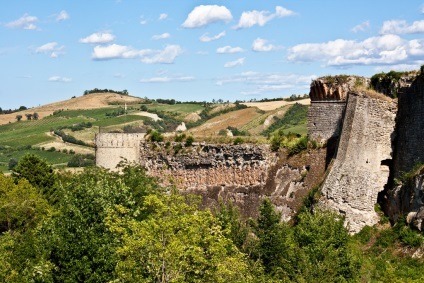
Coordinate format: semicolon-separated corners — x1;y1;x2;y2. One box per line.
1;154;423;282
83;88;129;96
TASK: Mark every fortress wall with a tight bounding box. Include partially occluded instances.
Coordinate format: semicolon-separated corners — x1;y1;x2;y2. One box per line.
95;133;145;170
320;92;397;233
394;75;424;176
139;142;276;189
307;101;346;143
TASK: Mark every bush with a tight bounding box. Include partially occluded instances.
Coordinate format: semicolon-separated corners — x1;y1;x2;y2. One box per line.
175;133;186;142
270;130;308;154
233;137;244;145
185;136;194;147
8;158;18;170
148;130;164;142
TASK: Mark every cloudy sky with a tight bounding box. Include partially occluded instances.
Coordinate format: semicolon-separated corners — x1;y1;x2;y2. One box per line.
1;0;424;109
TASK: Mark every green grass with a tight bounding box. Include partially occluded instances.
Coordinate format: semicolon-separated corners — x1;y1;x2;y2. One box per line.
262;104;309;136
280;124;307;135
146;103;204;114
54;108;121;120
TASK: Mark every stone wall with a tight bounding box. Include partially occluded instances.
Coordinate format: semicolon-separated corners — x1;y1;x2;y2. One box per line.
139;142;276;189
319;92;397;233
307;101;346;143
95;133;145;170
393;74;424;176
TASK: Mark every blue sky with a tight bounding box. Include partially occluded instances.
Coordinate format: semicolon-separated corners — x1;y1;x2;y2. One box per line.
1;0;424;109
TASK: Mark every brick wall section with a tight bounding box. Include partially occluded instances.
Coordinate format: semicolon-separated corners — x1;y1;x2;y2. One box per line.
307;101;346;143
95;133;145;170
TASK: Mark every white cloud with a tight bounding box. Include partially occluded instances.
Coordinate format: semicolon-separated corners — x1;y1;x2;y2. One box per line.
159;13;168;21
92;44;152;60
287;34;424;67
140;75;194;83
141;45;183;64
224;58;245;68
35;42;64;57
48;76;72;82
380;20;424;34
56;10;70;21
235;6;295;29
6;14;38;30
92;44;183;64
199;31;226;42
351;21;370;33
252;38;279;52
216;72;315;95
152;32;171;40
140;15;147;25
217;46;244;54
80;32;115;44
182;5;232;28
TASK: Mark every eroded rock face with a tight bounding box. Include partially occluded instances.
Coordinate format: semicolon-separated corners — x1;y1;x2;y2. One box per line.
309;76;369;101
386;171;424;231
319;92;397;233
139;142;327;220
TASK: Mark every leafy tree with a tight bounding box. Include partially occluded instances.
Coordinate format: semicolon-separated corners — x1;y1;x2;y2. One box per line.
215;200;249;250
12;154;57;200
8;158;18;170
111;192;251;283
16;114;22;121
25;113;33;120
19;106;27;110
254;198;293;279
292;210;361;282
40;166;157;282
33;112;39;120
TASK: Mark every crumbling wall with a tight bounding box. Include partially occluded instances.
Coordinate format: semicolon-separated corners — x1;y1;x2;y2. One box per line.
95;133;145;170
140;142;276;189
319;92;397;233
308;101;346;142
307;76;368;143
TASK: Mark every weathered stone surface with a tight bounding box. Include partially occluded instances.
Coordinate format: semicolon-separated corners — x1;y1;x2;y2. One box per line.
393;74;424;176
319;92;397;233
309;76;369;101
95;133;145;170
386;171;424;231
308;101;346;143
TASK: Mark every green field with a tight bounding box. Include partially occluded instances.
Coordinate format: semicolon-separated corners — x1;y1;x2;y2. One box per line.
0;148;73;172
145;103;204;120
0;116;88;147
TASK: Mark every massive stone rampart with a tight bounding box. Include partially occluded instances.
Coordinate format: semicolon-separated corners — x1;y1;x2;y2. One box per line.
319;92;397;233
308;76;369;143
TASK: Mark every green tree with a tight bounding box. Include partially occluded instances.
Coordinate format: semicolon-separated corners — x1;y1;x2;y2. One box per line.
111;192;251;283
12;154;57;199
254;198;293;279
33;112;39;120
0;174;53;282
16;114;22;121
8;158;18;170
292;210;361;282
42;166;157;282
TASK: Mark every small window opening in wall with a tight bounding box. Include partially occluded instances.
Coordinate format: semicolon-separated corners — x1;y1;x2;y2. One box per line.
381;159;392;166
313;123;316;126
